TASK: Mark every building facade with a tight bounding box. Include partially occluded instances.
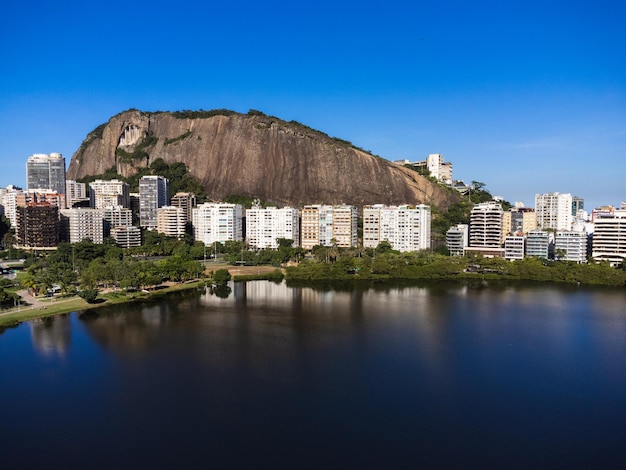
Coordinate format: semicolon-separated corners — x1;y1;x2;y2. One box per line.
363;204;431;252
16;203;60;248
157;206;186;239
446;224;469;256
504;235;525;261
65;180;87;208
535;192;572;231
89;179;130;209
192;203;243;245
502;208;537;236
592;209;626;266
139;176;169;230
469;202;504;247
555;231;588;263
60;208;105;244
170;192;197;223
110;226;142;248
525;230;550;258
301;205;357;249
26;153;66;194
245;206;300;249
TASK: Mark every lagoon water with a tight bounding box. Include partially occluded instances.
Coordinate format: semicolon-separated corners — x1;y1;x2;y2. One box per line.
1;281;626;469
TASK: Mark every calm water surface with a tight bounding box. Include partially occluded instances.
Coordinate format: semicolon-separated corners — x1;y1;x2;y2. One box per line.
1;281;626;469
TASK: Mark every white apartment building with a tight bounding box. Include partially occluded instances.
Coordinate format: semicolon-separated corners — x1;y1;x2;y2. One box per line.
469;202;504;247
246;206;300;249
90;179;130;209
140;176;169;230
157;206;186;239
192;203;243;245
592;209;626;266
65;180;87;208
504;235;525;261
426;154;453;184
525;230;550;258
60;208;105;244
0;186;23;228
301;205;357;249
535;192;573;231
555;231;588;263
446;224;469;256
111;226;141;248
363;204;431;252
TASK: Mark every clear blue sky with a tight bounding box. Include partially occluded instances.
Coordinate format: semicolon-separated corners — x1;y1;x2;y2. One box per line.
1;0;624;210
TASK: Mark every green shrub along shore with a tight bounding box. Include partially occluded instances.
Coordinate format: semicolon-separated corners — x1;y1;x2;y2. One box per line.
285;251;626;286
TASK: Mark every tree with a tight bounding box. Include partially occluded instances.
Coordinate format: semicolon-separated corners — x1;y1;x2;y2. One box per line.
213;269;231;286
78;288;99;303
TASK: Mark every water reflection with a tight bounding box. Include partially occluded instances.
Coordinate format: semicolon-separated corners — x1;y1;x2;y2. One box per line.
30;315;71;357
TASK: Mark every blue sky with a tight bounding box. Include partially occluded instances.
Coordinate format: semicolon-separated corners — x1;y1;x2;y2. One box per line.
1;0;624;209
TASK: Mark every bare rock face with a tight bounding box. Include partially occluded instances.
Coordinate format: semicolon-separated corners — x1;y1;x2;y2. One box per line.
67;109;459;210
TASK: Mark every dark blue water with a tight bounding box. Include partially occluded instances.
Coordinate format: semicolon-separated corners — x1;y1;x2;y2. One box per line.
1;281;626;469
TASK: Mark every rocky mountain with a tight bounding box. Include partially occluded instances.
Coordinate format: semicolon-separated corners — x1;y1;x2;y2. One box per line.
67;109;459;209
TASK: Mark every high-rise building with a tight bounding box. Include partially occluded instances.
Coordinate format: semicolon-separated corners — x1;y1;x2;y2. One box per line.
504;235;525;261
16;203;59;248
157;206;186;239
139;176;169;230
363;204;431;252
65;180;87;208
555;231;588;263
60;208;105;244
245;206;300;249
170;192;197;223
572;196;584;217
535;192;573;231
111;226;142;248
89;179;130;209
446;224;469;256
525;230;550;259
301;205;357;249
502;208;537;235
192;203;243;245
469;202;504;247
26;153;66;194
0;185;23;228
592;209;626;266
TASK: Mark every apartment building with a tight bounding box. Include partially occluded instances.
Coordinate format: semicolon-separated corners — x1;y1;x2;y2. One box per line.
170;192;197;223
192;203;243;245
525;230;550;259
592;209;626;266
246;206;300;249
60;208;105;244
65;180;87;208
89;179;130;209
469;202;504;247
363;204;431;252
504;235;525;261
26;153;66;194
535;192;572;231
157;206;186;239
446;224;469;256
502;207;537;235
139;176;169;230
555;231;588;263
301;205;357;249
16;203;60;248
111;226;142;248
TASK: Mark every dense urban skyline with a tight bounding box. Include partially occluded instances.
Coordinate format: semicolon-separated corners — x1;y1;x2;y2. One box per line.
1;1;624;210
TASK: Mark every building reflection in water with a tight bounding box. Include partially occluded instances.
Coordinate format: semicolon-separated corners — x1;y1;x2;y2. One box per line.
30;315;71;357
